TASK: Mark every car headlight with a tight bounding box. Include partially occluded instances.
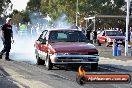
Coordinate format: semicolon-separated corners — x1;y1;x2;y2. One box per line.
107;38;113;42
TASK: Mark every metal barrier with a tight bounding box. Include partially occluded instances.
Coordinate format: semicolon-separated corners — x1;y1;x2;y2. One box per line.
117;44;122;56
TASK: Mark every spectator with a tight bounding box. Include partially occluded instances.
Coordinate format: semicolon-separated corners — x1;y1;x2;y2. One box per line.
0;17;14;61
93;30;97;43
128;30;131;45
86;29;91;40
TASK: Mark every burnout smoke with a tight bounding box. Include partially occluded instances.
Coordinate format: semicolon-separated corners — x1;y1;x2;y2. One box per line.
10;33;37;64
6;12;72;64
52;14;71;28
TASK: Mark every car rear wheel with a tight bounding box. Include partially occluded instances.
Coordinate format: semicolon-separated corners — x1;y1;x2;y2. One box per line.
45;55;53;70
36;54;45;65
91;63;98;70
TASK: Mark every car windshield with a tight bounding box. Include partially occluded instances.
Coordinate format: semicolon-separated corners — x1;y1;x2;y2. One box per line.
106;31;123;36
49;30;87;42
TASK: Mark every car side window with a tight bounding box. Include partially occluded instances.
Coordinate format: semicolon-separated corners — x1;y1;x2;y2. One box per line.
102;32;105;36
99;31;103;36
38;34;43;41
100;31;105;36
42;31;48;39
38;30;47;41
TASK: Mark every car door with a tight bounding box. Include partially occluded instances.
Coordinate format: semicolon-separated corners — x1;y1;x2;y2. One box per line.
35;33;44;54
39;30;48;60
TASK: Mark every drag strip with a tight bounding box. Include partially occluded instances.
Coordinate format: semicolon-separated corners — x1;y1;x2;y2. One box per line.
34;64;132;88
36;63;132;82
8;50;132;88
9;46;132;84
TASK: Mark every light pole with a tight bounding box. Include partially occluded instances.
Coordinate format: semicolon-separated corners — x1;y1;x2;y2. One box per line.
76;0;79;26
125;0;130;56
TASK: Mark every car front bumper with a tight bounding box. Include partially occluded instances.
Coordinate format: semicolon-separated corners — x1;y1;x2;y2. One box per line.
50;54;99;64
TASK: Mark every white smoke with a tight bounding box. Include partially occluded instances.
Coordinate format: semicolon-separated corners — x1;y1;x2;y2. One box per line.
10;37;36;64
52;14;71;28
9;12;71;64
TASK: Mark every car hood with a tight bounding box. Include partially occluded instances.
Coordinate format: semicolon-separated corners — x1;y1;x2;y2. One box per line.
49;42;98;55
108;36;125;40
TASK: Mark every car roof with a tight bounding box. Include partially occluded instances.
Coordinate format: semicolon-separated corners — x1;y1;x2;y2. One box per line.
45;28;80;32
104;30;118;31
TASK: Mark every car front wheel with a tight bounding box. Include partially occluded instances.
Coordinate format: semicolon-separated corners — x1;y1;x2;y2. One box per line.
106;42;109;47
45;55;53;70
36;54;45;65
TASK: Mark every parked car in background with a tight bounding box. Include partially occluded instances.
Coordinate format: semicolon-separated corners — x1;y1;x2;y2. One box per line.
34;28;99;70
97;30;125;47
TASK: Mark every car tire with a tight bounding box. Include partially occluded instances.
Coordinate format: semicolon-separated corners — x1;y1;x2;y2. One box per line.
36;54;45;65
106;42;109;47
45;55;53;70
105;40;109;47
91;63;98;70
97;40;101;46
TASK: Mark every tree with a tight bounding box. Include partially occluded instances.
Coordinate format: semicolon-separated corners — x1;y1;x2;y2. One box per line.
26;0;41;12
0;0;12;24
0;0;12;16
40;0;77;21
79;0;126;28
26;0;126;28
11;10;30;25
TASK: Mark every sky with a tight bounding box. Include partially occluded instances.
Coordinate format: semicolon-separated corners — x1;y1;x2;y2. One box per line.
11;0;29;11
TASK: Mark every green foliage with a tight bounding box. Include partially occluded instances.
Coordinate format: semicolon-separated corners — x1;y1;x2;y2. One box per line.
0;0;12;16
24;0;127;28
26;0;41;11
40;0;77;22
11;10;30;25
79;0;126;28
39;0;126;25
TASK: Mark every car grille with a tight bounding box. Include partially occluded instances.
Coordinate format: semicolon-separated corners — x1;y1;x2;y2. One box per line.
115;39;124;41
67;52;98;55
57;57;97;62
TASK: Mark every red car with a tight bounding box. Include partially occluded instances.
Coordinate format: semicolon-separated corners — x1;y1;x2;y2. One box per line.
97;30;125;46
34;28;99;70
